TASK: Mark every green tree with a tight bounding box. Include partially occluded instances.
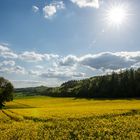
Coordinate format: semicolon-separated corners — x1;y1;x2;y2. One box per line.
0;77;14;108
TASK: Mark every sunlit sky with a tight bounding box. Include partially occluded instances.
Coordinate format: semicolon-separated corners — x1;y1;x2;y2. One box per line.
0;0;140;88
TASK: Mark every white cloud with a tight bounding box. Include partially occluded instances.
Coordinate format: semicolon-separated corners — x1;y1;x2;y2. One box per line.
59;51;140;71
1;51;18;59
0;42;140;87
44;53;59;60
115;51;140;62
1;60;15;66
0;44;10;51
19;51;60;62
19;51;45;62
59;55;78;66
79;52;134;70
32;5;39;13
70;0;99;8
4;47;138;70
43;1;65;19
0;65;25;74
0;44;18;59
43;5;56;18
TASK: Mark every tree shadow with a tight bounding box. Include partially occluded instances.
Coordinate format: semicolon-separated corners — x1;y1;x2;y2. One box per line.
73;97;140;101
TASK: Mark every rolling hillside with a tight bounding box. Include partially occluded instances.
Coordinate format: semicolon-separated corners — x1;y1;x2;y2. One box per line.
15;68;140;98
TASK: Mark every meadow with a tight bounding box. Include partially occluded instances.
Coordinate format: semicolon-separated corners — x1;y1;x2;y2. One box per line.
0;96;140;140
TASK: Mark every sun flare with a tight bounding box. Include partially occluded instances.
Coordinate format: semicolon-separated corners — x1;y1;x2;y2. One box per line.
105;4;129;28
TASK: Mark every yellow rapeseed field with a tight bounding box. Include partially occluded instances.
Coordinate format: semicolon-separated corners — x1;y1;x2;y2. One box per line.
0;96;140;139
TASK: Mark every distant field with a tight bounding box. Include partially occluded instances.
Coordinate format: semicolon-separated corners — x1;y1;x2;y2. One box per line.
0;96;140;139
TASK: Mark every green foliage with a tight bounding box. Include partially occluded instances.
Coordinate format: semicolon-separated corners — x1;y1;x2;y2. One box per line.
0;77;14;108
15;68;140;98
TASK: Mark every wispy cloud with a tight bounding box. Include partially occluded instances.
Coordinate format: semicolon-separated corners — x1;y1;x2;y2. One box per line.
70;0;99;8
19;51;59;62
32;5;39;13
0;44;18;59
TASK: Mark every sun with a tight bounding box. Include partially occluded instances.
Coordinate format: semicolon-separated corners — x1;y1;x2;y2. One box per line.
105;3;129;28
107;7;126;25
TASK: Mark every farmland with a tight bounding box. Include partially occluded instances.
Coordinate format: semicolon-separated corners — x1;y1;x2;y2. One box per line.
0;96;140;139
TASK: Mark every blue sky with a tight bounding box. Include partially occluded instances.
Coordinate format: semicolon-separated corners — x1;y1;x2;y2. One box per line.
0;0;140;88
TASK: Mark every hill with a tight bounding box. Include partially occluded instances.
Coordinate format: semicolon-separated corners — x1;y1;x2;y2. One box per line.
15;68;140;98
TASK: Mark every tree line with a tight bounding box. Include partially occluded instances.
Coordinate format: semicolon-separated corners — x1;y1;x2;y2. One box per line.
1;68;139;108
16;68;140;98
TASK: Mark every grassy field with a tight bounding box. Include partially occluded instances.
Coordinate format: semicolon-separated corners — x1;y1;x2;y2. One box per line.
0;96;140;139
